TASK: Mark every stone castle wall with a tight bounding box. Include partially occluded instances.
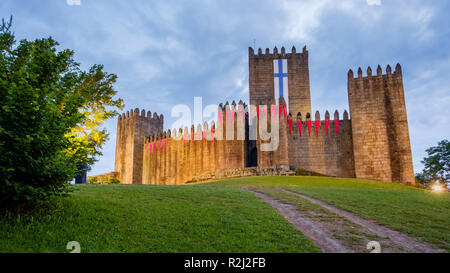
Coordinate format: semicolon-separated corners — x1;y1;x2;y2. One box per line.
115;108;163;184
249;46;312;116
348;65;414;185
114;46;415;186
142;102;246;185
287;110;355;178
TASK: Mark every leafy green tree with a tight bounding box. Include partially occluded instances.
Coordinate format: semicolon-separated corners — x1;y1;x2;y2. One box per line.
64;64;123;180
0;17;123;206
416;140;449;188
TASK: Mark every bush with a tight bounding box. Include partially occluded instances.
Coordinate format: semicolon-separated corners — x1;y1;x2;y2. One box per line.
88;177;99;184
0;19;85;206
0;17;122;207
88;175;120;185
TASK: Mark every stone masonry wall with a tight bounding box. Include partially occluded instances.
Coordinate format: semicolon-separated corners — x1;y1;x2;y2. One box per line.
115;108;163;184
116;47;415;186
348;65;415;185
287;110;355;178
249;46;312;117
142;102;246;185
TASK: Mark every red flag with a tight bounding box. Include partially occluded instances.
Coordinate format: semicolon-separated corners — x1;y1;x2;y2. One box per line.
204;131;207;143
325;120;330;136
166;138;169;147
225;110;229;124
288;119;293;135
307;121;312;136
335;120;339;136
298;121;302;136
279;105;283;120
210;128;214;142
256;107;260;120
153;141;157;151
315;121;320;136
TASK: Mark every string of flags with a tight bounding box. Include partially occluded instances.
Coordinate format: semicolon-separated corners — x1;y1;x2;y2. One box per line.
145;107;344;154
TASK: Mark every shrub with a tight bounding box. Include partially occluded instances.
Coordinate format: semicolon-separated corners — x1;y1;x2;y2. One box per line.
88;175;120;185
0;17;122;207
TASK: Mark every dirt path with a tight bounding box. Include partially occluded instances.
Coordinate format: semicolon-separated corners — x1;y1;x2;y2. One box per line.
243;187;353;253
278;188;443;253
243;186;443;253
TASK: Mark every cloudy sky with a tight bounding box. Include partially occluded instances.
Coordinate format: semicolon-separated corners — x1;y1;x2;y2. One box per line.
1;0;449;176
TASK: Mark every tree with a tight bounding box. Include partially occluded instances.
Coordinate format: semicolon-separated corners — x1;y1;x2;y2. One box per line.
416;140;449;188
64;64;123;183
0;17;123;206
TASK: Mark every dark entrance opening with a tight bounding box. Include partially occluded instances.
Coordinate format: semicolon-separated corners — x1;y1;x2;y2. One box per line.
244;111;258;168
249;147;258;167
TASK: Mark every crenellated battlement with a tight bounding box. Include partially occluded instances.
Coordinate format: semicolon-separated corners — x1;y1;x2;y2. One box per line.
142;106;246;186
118;108;164;124
348;62;414;185
249;45;311;117
348;64;402;80
249;45;308;59
347;64;405;102
116;45;414;186
146;119;218;144
285;110;351;140
115;108;164;184
287;109;350;122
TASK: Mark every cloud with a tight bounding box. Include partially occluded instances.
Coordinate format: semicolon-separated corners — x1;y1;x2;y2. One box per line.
366;0;381;6
2;0;447;176
66;0;81;6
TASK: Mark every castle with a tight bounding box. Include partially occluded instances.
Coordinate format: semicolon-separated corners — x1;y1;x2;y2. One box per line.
114;46;415;186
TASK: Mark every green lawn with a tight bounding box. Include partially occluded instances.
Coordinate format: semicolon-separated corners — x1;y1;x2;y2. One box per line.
0;184;319;253
1;176;448;253
205;176;419;190
208;176;450;251
284;186;450;251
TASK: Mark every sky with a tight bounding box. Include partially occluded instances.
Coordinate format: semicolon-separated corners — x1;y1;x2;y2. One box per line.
1;0;449;176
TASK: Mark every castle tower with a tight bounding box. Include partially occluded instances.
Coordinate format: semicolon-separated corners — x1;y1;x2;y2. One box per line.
115;108;164;184
249;46;312;116
347;65;414;185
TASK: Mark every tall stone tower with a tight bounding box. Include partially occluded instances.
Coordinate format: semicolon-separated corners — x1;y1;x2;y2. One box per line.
115;108;163;184
249;46;311;116
347;64;415;185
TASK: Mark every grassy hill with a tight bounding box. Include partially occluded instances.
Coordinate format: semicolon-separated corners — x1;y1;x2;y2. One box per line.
0;176;448;253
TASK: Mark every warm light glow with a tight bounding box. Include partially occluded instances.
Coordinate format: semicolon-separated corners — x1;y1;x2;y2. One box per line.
431;184;444;192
